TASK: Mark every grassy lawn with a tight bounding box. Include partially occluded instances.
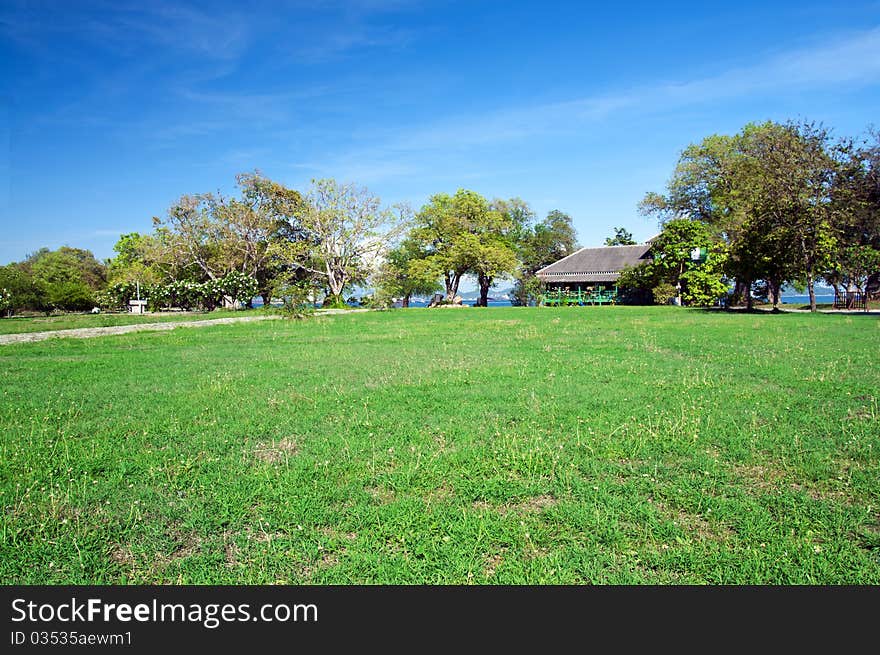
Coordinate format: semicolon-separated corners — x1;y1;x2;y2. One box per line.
1;306;878;584
0;308;274;335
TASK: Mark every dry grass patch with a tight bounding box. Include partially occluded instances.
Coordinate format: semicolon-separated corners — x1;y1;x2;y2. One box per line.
650;498;732;542
317;526;358;541
472;494;559;516
423;484;455;503
109;545;136;568
365;485;396;504
253;437;299;464
730;462;788;494
483;548;507;577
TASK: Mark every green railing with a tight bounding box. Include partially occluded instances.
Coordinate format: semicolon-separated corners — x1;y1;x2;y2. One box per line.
541;287;618;307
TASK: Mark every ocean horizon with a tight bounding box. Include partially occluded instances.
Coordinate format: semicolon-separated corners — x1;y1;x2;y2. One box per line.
255;294;837;309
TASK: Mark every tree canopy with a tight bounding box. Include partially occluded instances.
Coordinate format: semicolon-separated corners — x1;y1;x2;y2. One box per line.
604;227;637;246
640;120;879;310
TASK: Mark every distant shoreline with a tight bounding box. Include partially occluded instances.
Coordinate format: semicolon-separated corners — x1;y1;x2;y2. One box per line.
252;294;837;309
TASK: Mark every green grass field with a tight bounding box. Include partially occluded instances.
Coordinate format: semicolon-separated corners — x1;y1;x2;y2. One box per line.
1;307;878;584
0;309;271;335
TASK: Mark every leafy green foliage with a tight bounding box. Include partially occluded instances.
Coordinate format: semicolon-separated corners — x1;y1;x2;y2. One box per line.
270;178;407;302
44;280;95;311
151;172;306;303
604;227;637;246
0;288;10;315
25;246;107;292
651;282;678;305
681;248;730;306
641;120;872;311
374;238;440;307
618;219;727;306
616;263;656;304
0;265;47;314
108;233;163;286
410;189;493;302
511;209;579;306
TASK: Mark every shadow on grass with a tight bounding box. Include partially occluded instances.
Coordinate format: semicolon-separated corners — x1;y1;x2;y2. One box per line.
701;306;880;318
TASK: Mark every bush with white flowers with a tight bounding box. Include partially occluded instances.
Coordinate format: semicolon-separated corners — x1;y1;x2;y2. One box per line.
0;288;11;316
217;271;258;308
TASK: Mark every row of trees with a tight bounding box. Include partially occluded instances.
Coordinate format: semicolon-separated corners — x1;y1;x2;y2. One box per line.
103;177;583;311
376;193;578;307
133;175;579;311
1;173;581;315
0;247;108;314
6;119;874;316
629;120;879;310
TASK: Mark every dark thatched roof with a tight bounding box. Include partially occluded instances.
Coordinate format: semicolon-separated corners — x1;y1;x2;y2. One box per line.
536;242;653;283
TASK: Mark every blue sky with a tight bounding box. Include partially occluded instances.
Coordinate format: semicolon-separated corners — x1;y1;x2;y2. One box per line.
2;0;880;270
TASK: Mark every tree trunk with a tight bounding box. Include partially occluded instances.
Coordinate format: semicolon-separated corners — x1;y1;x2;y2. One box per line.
866;272;880;299
261;292;272;307
732;278;747;307
402;294;410;308
327;262;345;298
808;275;816;313
478;274;491;307
445;272;462;303
768;279;781;309
745;278;753;311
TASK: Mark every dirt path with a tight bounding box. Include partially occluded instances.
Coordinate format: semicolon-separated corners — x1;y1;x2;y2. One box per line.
0;315;283;345
0;308;375;346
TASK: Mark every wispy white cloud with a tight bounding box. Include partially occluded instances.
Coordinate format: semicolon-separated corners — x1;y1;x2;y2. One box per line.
398;25;880;151
649;25;880;104
0;0;252;61
287;23;416;64
295;25;880;183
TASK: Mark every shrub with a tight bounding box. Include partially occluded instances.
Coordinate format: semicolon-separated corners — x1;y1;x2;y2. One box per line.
321;294;348;309
0;288;10;316
651;282;678;305
45;281;95;311
217;272;258;308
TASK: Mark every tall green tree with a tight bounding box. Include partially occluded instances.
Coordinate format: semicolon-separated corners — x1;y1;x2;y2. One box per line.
20;247;106;311
24;246;107;291
617;222;728;308
374;238;439;307
272;178;408;307
647;218;722;304
510;209;579;306
826;132;880;296
152;172;304;306
108;232;163;286
641;120;845;311
410;189;488;303
737;121;838;311
604;227;637;246
468;198;526;307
